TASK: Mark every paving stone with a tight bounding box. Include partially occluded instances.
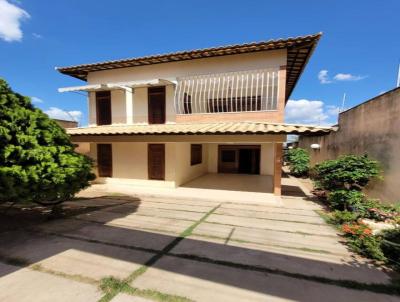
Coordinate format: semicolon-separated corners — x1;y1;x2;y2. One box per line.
220;202;321;214
171;236;392;284
77;211;193;234
40;219;174;251
111;293;154;302
0;231;154;281
132;256;399;302
206;213;338;236
132;200;212;213
231;225;349;255
0;262;102;302
104;205;205;221
214;207;325;224
191;222;235;239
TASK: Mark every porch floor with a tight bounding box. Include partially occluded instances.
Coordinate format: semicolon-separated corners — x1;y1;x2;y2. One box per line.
182;173;273;193
84;173;278;204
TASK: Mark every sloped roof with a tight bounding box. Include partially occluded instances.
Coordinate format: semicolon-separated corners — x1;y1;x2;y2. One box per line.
66;121;333;136
56;33;322;100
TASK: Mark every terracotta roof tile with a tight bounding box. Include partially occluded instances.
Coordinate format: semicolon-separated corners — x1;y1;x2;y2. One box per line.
66;121;333;136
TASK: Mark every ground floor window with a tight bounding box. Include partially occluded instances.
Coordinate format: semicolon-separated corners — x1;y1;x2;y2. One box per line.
218;145;260;174
97;144;112;177
191;144;202;165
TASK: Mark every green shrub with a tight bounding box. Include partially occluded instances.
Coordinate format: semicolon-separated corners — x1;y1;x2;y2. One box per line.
330;210;359;225
313;155;380;191
327;190;364;210
349;235;385;261
0;79;95;205
286;148;310;177
381;228;400;267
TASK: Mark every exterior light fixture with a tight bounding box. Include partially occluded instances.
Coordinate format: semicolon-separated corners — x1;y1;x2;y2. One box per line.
310;143;320;150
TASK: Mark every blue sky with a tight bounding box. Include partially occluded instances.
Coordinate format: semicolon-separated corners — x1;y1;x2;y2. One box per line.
0;0;399;126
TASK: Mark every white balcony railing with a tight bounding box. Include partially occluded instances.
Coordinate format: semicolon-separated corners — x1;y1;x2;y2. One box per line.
174;68;279;115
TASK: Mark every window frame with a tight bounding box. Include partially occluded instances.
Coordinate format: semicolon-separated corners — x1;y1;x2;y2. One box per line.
190;144;202;166
96;91;112;125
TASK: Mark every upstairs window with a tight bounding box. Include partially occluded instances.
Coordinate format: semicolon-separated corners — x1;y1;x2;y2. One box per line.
183;93;192;114
96;91;112;125
148;87;166;124
191;144;202;165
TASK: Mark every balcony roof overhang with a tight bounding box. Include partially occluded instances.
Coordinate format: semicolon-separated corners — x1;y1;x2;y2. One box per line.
58;79;176;93
66;122;334;137
56;33;322;100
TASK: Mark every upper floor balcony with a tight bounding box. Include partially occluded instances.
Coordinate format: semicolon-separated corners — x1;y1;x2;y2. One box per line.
174;68;279;115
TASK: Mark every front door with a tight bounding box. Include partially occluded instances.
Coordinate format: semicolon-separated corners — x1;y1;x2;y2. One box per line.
148;86;166;124
97;144;112;177
148;144;165;180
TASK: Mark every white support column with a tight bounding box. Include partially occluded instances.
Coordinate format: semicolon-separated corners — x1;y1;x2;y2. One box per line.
126;89;133;124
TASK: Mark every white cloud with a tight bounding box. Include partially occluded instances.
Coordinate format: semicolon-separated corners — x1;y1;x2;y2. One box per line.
318;69;366;84
0;0;30;42
333;73;366;81
318;70;331;84
32;32;42;39
285;99;339;125
44;107;82;122
31;96;44;104
326;105;340;116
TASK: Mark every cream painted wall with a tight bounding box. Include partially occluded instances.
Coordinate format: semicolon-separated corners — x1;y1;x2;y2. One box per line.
87;141;274;187
208;144;218;173
132;87;148;124
88;92;96;126
89;142;176;187
207;143;274;175
111;90;127;124
88;50;286;84
175;143;208;186
86;50;287;126
261;143;274;175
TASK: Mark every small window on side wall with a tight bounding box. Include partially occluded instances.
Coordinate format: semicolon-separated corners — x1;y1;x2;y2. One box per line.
191;144;202;166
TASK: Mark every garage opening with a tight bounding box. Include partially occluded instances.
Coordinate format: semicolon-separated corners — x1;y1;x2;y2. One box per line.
218;145;260;174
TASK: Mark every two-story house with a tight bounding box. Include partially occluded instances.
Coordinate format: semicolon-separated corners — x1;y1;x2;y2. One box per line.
57;33;331;196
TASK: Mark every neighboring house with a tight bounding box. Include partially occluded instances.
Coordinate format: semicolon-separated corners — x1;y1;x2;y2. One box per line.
57;33;331;196
54;118;78;129
299;87;400;203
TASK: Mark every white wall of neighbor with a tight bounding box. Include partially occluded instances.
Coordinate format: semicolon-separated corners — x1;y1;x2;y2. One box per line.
86;50;287;126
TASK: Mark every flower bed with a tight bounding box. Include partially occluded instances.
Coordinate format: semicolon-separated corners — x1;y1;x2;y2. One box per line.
311;155;400;268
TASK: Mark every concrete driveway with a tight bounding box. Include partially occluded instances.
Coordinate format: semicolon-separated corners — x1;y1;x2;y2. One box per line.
0;182;398;302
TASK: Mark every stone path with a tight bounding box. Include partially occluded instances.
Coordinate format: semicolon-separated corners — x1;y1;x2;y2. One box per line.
0;180;399;302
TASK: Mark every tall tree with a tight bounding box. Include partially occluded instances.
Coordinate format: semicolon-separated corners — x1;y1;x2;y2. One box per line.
0;79;95;205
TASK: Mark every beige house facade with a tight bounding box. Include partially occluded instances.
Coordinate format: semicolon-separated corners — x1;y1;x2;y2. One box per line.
58;33;330;195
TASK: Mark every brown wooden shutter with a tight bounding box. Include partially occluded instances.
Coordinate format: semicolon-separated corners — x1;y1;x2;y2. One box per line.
191;144;202;165
97;144;112;177
148;87;166;124
96;91;112;125
148;144;165;180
